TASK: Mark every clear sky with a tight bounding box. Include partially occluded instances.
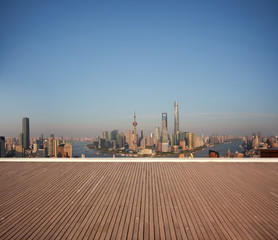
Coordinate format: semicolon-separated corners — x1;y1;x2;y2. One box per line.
1;0;278;137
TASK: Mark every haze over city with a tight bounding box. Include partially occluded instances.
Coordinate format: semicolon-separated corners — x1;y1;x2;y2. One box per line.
1;0;278;137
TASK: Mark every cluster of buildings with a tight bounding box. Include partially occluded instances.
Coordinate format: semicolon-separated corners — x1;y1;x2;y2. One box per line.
243;132;278;157
90;102;236;156
1;102;277;158
1;117;72;158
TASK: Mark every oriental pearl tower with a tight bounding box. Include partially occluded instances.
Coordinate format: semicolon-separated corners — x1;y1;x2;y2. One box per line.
132;112;138;152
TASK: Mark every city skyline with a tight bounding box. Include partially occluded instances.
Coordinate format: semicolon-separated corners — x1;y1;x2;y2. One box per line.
1;1;278;137
1;108;277;139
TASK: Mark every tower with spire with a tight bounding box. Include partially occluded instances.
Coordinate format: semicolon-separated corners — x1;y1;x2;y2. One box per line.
131;112;138;152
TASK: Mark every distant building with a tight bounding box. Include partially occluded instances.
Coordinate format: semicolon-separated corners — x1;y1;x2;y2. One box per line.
125;130;132;148
38;149;46;158
22;117;30;149
57;142;72;158
140;130;145;144
180;140;186;150
33;143;38;153
130;112;138;152
0;137;5;157
260;149;278;158
19;133;23;146
15;145;24;157
188;132;195;149
112;140;116;150
102;131;109;141
99;138;106;149
111;130;118;142
174;101;179;145
155;126;160;147
162;142;168;152
252;136;259;149
116;133;123;148
157;141;162;152
140;138;146;149
162;113;168;143
57;144;64;157
146;135;154;147
121;132;125;147
138;149;154;155
48;137;60;157
64;142;72;158
48;138;55;157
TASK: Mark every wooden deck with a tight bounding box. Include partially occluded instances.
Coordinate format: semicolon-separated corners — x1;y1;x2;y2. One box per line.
0;162;277;239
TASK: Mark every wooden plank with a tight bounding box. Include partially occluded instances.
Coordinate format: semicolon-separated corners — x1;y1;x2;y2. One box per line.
0;162;277;240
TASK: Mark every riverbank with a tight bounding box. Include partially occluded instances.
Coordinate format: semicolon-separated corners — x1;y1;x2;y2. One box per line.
86;143;208;158
82;141;243;158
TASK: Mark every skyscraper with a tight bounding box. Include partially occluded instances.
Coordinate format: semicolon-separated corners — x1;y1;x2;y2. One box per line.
19;133;23;146
161;113;168;152
174;101;179;145
188;132;195;149
125;130;132;148
102;131;109;141
155;126;160;147
22;117;30;149
130;112;138;152
162;113;168;143
111;130;118;141
0;136;5;157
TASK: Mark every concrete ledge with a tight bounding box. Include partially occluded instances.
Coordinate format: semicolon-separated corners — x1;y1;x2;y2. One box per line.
0;158;278;162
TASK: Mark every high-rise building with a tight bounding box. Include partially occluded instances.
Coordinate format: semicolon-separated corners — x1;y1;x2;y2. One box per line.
140;130;145;144
33;143;38;153
116;133;123;148
174;101;179;145
130;112;138;152
102;131;109;141
48;137;55;157
162;113;168;143
155;126;160;147
22;117;30;149
57;142;72;158
121;132;125;147
15;145;24;157
19;133;23;146
125;130;132;148
0;136;5;157
140;138;146;149
188;132;195;149
180;140;186;150
111;130;118;141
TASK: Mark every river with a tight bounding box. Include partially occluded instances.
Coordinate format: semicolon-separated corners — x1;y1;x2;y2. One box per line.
72;141;114;158
72;141;244;158
193;141;244;157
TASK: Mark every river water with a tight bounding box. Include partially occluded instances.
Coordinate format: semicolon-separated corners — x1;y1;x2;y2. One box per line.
72;141;114;158
193;141;244;157
73;141;244;158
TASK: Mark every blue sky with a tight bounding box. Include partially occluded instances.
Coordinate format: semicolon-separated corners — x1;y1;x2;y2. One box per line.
1;0;278;137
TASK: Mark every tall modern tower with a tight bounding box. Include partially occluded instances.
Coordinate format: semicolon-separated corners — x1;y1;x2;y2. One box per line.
155;126;161;146
174;101;179;145
132;112;138;152
22;117;30;149
162;113;168;143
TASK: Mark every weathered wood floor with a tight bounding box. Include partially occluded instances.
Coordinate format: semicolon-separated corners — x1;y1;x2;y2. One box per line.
0;162;277;239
